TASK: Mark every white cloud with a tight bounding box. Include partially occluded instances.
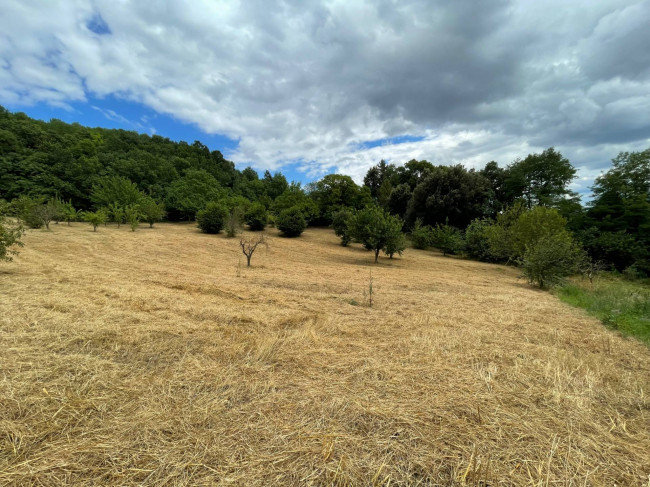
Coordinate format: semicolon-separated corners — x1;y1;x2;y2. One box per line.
0;0;649;193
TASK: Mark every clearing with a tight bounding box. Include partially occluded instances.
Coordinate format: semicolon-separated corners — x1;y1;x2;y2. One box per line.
1;224;649;486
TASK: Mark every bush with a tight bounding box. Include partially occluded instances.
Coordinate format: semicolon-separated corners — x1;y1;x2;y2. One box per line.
83;209;107;231
348;206;405;263
332;208;353;246
383;224;406;259
277;206;307;237
245;202;267;231
139;196;165;228
521;232;584;288
125;205;141;232
409;219;433;249
431;223;464;256
197;202;227;234
464;218;495;261
11;195;45;229
0;202;24;261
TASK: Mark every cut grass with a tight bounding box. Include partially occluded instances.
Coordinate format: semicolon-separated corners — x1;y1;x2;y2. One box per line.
1;223;649;485
557;276;650;345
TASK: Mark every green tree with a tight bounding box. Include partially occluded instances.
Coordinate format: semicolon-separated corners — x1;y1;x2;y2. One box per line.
409;219;433;250
464;218;495;262
383;220;406;259
125;205;140;232
308;174;372;225
197;202;228;234
586;149;650;274
61;200;79;225
245;202;267;231
83;209;107;232
332;208;354;246
504;148;577;208
430;222;464;256
0;202;24;261
405;165;490;229
348;206;404;263
165;169;223;221
91;176;143;208
108;203;125;228
277;206;307;237
522;233;585;288
139;196;165;228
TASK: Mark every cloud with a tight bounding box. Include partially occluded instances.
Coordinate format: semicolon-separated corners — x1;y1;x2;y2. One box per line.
1;0;649;194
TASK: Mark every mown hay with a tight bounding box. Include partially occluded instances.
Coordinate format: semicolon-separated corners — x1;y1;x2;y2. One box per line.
1;224;649;485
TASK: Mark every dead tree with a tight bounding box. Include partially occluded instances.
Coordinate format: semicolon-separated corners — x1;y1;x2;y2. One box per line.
239;234;266;267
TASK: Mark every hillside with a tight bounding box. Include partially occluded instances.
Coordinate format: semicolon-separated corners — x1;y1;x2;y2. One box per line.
1;224;649;485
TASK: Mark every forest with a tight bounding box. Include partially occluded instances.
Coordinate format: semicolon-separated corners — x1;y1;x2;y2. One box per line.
1;105;648;281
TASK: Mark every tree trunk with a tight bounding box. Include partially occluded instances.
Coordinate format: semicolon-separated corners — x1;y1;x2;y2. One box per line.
150;222;154;228
246;255;252;267
93;225;97;232
374;249;379;263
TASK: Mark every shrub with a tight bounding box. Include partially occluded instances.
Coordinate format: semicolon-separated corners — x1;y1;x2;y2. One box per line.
431;222;464;256
383;224;406;259
0;202;24;261
409;219;433;249
11;195;45;229
125;205;141;232
245;202;267;231
348;206;405;263
464;218;495;261
332;208;353;246
521;232;585;288
108;203;125;228
83;209;107;232
277;206;307;237
139;196;165;228
197;202;227;234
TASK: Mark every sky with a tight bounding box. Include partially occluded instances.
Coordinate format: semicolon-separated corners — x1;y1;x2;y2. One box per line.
1;1;649;194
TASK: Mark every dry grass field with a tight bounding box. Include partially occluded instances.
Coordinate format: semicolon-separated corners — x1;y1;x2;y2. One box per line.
1;223;649;486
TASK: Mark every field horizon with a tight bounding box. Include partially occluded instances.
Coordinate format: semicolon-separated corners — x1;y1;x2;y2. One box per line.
1;223;649;486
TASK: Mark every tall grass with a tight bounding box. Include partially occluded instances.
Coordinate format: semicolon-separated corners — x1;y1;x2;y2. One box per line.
556;275;650;344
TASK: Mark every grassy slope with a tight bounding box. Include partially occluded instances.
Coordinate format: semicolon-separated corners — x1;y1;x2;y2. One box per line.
1;224;649;486
557;277;650;345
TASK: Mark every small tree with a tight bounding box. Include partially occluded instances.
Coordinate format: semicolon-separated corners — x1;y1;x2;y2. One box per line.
332;208;353;246
521;233;584;288
409;219;433;249
277;206;307;237
0;203;24;261
197;202;227;234
239;233;267;266
12;195;45;229
139;196;165;228
36;199;62;230
125;205;140;232
61;200;79;225
383;221;406;258
245;202;268;231
108;203;125;228
225;207;244;237
464;218;495;261
430;222;464;256
83;210;107;232
348;206;405;263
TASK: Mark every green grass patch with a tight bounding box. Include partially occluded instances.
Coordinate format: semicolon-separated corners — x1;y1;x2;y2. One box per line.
556;276;650;344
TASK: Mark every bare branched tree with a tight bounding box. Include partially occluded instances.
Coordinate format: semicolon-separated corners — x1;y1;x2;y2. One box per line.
239;233;267;267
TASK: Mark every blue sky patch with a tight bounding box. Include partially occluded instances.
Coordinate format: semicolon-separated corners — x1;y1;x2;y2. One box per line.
86;13;111;35
356;134;426;151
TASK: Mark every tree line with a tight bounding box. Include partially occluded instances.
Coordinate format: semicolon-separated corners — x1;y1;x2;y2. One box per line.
1;106;648;284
